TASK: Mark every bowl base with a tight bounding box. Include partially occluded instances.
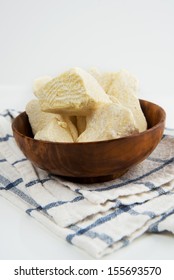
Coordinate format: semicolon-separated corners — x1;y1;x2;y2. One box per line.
59;169;129;184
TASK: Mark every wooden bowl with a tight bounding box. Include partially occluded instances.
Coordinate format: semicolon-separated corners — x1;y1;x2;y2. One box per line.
12;99;166;183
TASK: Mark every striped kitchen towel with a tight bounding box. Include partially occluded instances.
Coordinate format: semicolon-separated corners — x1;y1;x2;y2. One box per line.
0;109;174;258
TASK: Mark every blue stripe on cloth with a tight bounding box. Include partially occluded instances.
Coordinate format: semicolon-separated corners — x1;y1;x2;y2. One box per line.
12;158;27;165
0;112;9;117
141;211;156;219
148;208;174;233
0;110;13;118
0;174;23;190
42;195;84;210
74;188;82;195
0;134;13;142
133;181;164;192
26;195;84;215
133;182;171;197
11;187;41;208
121;237;130;247
26;205;43;215
89;232;114;245
66;204;139;244
147;157;167;163
5;178;23;190
0;173;43;208
25;177;51;187
0;109;20;119
0;159;7;163
143;182;156;189
66;202;160;244
88;156;174;192
155;187;166;195
69;225;114;245
113;185;172;209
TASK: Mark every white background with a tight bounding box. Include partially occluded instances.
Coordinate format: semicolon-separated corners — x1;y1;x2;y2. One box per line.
0;0;174;260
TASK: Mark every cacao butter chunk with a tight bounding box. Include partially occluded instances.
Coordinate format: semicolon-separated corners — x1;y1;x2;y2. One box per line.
26;99;63;135
77;103;139;142
108;71;147;132
35;118;74;143
89;68;139;96
33;76;52;97
38;67;111;115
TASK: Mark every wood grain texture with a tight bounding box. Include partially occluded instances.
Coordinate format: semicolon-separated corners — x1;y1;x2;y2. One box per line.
12;99;166;183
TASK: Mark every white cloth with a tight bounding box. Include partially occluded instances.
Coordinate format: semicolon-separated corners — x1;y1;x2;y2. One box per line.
0;109;174;258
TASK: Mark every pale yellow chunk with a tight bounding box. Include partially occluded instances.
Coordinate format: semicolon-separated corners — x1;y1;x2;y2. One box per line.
38;67;111;115
89;68;117;93
108;71;147;132
35;118;73;142
107;69;140;96
25;99;63;135
33;76;52;97
77;103;138;142
89;68;139;96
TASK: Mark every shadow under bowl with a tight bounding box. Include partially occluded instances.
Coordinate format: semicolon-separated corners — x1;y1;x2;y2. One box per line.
12;99;166;183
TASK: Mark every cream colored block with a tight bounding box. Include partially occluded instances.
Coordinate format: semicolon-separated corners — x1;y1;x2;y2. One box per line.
89;68;117;94
89;68;139;96
34;118;74;142
38;67;111;115
77;103;138;142
101;72;118;93
107;69;140;96
108;71;147;132
33;76;52;97
26;99;63;135
88;68;103;86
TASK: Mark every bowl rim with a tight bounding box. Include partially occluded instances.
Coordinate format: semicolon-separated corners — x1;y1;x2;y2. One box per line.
12;99;166;146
